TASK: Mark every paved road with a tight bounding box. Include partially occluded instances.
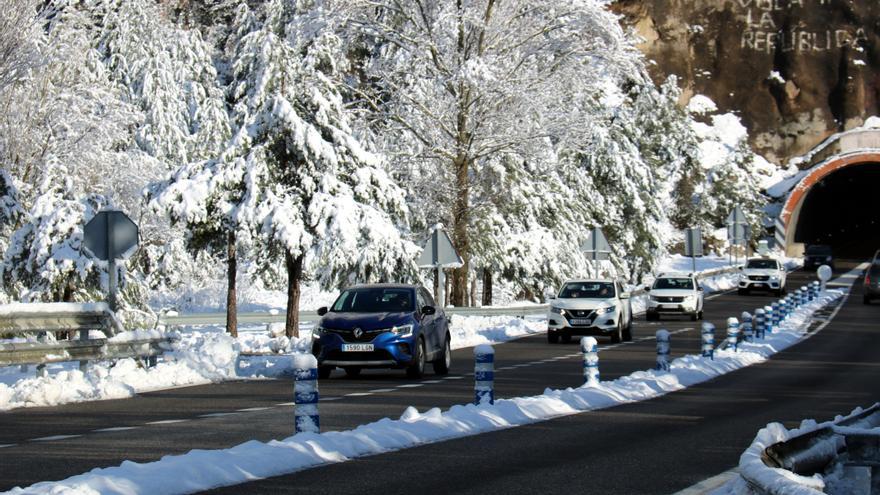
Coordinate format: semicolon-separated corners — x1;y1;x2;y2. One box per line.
0;268;832;491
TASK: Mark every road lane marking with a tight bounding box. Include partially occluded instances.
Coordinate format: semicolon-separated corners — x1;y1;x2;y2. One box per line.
397;384;424;388
276;402;296;406
319;397;342;401
198;412;238;418
30;435;81;442
0;444;15;448
442;376;465;380
421;380;443;384
93;426;139;432
369;388;395;393
236;407;271;412
345;392;373;397
146;419;189;425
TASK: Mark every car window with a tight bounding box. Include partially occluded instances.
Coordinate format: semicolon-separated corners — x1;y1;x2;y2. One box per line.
420;288;436;307
652;278;694;290
746;259;778;269
416;290;427;310
558;282;614;299
331;288;415;313
870;264;880;276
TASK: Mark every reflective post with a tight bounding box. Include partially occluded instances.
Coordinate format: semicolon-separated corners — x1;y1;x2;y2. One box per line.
581;337;599;386
701;322;715;360
741;312;753;342
655;330;671;371
755;308;766;339
727;317;740;351
474;345;495;405
767;304;777;333
294;354;320;434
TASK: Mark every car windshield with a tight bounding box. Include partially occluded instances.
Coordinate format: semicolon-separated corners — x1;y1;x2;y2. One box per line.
746;259;778;269
653;278;694;290
331;287;415;313
558;282;614;299
870;264;880;276
806;245;832;255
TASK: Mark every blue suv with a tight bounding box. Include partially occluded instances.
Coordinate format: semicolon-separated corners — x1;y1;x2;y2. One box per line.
312;284;451;379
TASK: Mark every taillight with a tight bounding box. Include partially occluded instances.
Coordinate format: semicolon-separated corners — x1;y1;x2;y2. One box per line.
866;275;872;285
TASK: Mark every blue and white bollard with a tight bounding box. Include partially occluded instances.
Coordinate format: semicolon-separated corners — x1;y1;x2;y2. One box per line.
474;344;495;405
581;337;599;386
741;312;753;342
701;322;715;360
812;281;821;298
656;329;670;371
293;354;320;434
754;308;766;339
767;304;777;333
807;282;816;301
799;287;808;306
727;317;740;351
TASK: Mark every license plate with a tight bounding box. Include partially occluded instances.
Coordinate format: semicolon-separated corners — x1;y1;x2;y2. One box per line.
570;318;592;326
342;344;374;352
661;304;679;309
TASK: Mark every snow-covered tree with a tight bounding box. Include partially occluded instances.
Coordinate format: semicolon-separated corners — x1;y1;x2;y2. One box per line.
341;0;645;304
0;0;41;94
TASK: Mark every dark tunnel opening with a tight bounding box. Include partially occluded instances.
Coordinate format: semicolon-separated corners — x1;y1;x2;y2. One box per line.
794;162;880;259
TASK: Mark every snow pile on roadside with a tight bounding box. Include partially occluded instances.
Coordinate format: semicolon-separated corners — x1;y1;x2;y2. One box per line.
8;290;843;495
448;315;545;349
0;331;237;411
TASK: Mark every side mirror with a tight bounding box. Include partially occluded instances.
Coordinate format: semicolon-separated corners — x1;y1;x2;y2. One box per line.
317;307;328;316
738;266;743;271
619;293;631;300
421;305;436;316
698;286;704;291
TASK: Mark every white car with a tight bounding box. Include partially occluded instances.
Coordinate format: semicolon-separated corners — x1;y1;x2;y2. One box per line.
646;273;704;321
547;279;633;344
738;257;787;296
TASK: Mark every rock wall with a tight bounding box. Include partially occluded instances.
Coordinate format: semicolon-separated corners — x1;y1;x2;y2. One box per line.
611;0;879;165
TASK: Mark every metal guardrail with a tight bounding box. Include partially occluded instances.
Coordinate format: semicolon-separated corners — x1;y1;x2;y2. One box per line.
743;403;880;494
0;337;177;367
159;266;742;327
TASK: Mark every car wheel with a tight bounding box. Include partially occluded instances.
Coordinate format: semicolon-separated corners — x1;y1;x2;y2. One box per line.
547;331;559;343
690;311;698;322
318;365;332;379
406;337;426;379
646;311;657;321
623;322;633;342
611;322;623;343
432;335;451;375
343;367;361;378
737;288;747;296
776;288;785;297
698;310;704;320
561;333;572;344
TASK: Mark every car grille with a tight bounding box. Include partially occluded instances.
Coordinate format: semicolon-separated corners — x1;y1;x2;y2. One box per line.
749;276;770;281
567;309;595;318
324;327;387;343
655;296;684;303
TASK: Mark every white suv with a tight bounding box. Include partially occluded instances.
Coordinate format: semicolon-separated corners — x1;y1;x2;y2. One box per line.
547;279;633;344
738;257;787;296
646;273;704;321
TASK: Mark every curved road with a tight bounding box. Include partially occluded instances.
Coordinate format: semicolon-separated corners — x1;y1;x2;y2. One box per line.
0;267;863;492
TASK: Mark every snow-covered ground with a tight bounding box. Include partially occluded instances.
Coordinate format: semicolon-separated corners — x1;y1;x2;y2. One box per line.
6;274;846;494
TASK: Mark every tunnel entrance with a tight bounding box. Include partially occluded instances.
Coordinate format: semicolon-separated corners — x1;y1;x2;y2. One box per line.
793;162;880;259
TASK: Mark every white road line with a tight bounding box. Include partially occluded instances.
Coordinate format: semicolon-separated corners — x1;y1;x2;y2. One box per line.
397;384;424;389
442;376;465;380
146;419;189;425
93;426;139;433
30;435;81;442
275;402;296;406
421;380;443;384
345;392;373;397
497;366;514;371
318;397;342;402
369;388;395;393
705;288;738;301
198;412;238;418
236;407;271;412
0;444;15;448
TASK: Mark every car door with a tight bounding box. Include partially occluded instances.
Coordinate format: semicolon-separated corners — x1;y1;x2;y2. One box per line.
616;281;631;326
417;288;440;356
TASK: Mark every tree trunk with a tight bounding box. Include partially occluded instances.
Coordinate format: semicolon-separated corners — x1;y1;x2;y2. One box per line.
285;251;304;338
226;231;238;338
469;276;477;307
482;269;493;307
450;154;470;306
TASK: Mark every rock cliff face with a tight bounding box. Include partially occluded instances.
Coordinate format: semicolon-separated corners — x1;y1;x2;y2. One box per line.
611;0;879;165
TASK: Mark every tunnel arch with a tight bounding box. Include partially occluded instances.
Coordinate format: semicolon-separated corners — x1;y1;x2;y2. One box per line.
780;151;880;257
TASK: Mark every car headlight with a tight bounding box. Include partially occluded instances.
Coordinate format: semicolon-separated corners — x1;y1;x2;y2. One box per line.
649;296;659;302
769;275;780;281
313;326;327;336
550;306;566;315
595;306;615;315
391;324;414;337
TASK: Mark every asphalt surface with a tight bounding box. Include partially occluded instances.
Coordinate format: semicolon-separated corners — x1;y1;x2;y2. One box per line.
0;266;865;492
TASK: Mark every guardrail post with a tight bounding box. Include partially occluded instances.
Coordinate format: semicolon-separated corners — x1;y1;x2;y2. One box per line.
766;304;776;334
474;345;495;405
293;354;320;434
580;337;599;386
727;317;740;351
741;312;753;342
755;308;766;339
655;330;670;371
701;322;715;360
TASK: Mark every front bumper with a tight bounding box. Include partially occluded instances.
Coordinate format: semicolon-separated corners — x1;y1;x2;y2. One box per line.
738;279;781;290
647;299;698;314
313;332;417;369
547;312;617;335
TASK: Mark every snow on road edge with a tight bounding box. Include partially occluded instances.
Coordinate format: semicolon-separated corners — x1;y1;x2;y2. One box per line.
7;288;843;495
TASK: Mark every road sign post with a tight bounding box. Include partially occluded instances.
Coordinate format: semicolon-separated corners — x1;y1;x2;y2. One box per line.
417;225;463;307
727;206;748;266
83;210;139;312
581;228;611;279
685;227;703;274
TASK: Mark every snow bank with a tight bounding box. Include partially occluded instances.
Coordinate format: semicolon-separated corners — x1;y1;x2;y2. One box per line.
8;291;843;494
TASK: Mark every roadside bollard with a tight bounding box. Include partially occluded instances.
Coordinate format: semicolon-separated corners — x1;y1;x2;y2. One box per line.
656;330;671;371
799;287;808;306
755;308;766;339
701;322;715;360
741;312;753;342
812;280;821;297
581;337;599;386
787;294;796;314
474;344;495;405
727;317;740;351
808;282;816;301
766;304;777;333
293;354;320;434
